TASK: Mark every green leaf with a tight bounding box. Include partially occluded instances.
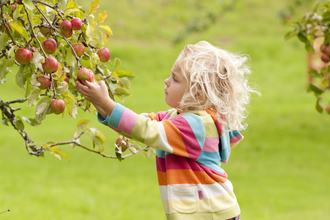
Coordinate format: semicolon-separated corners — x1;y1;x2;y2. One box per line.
14;116;25;131
118;77;130;89
67;0;79;9
316;98;323;113
308;70;322;78
2;117;9;126
66;47;76;68
22;117;40;126
114;57;121;69
10;22;29;42
64;8;83;17
115;146;122;162
27;89;42;106
86;22;97;41
90;53;100;70
284;29;298;41
298;32;308;43
35;96;51;122
16;65;27;89
309;83;324;95
112;70;136;80
22;0;35;10
77;119;91;130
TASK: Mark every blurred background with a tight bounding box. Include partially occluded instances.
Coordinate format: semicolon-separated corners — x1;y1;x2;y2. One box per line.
1;0;330;219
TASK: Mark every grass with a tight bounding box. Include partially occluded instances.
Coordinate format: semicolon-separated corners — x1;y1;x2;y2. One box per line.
1;0;330;219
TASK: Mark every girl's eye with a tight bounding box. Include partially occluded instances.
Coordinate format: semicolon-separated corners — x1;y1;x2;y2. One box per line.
173;76;177;82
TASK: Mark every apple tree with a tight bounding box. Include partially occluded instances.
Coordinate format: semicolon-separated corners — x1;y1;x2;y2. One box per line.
0;0;149;160
285;2;330;114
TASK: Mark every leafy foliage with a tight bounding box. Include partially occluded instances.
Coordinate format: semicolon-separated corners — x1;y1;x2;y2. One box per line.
285;2;330;114
0;0;144;160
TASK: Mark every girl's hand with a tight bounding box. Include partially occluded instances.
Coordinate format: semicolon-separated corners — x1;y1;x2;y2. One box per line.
75;79;116;117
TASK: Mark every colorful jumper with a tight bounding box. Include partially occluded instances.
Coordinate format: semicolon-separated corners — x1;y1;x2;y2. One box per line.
98;103;243;220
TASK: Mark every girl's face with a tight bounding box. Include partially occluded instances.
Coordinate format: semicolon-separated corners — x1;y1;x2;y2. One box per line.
164;59;188;109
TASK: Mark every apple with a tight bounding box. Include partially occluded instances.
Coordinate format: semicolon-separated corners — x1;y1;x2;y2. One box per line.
39;26;53;37
71;18;82;30
71;43;85;57
15;48;33;65
77;68;94;81
50;99;65;114
42;57;58;73
42;39;57;54
97;47;111;62
64;76;69;84
324;46;330;56
30;47;37;53
36;75;51;89
60;20;72;31
320;44;326;53
11;4;17;11
61;29;73;38
326;105;330;114
321;53;330;63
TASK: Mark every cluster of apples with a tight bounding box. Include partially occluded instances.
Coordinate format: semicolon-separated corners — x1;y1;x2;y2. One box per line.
320;44;330;63
13;16;111;115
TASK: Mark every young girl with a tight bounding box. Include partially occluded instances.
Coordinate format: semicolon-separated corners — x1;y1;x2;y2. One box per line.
75;41;258;220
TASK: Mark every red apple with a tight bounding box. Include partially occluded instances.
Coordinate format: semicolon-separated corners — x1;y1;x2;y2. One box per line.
36;75;51;89
77;68;92;80
326;105;330;114
320;44;326;53
11;4;17;11
60;20;72;31
30;47;37;53
15;48;33;65
71;18;82;30
61;29;73;38
64;76;69;84
71;43;85;57
324;46;330;56
97;47;111;62
42;39;57;54
42;57;58;73
321;53;330;63
50;99;65;114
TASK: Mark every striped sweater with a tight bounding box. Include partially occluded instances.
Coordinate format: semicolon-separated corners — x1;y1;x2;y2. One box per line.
97;103;243;220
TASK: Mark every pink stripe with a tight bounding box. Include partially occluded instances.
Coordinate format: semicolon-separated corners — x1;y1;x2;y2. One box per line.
203;137;219;152
230;134;243;143
117;109;139;135
170;117;202;160
158;154;204;171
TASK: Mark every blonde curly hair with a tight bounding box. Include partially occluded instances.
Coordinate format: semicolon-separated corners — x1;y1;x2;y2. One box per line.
177;41;259;132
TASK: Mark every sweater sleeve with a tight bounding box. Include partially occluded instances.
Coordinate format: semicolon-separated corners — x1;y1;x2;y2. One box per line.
97;103;204;159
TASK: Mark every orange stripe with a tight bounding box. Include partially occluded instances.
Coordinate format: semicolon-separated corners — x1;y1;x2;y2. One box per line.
157;169;227;185
148;113;159;121
162;120;189;157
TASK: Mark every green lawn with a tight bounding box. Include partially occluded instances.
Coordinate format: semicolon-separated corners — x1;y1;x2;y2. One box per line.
1;0;330;219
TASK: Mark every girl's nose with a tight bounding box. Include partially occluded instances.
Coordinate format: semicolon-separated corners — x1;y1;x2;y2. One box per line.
164;77;170;86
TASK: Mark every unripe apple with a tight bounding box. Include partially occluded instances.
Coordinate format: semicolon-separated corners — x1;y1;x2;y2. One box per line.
60;20;72;31
77;68;92;80
36;75;51;89
324;46;330;56
11;4;17;11
42;39;57;54
97;47;111;62
321;53;330;63
50;99;65;114
39;26;53;37
15;48;33;65
71;43;85;57
71;18;82;30
326;105;330;114
61;29;73;38
42;57;58;73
